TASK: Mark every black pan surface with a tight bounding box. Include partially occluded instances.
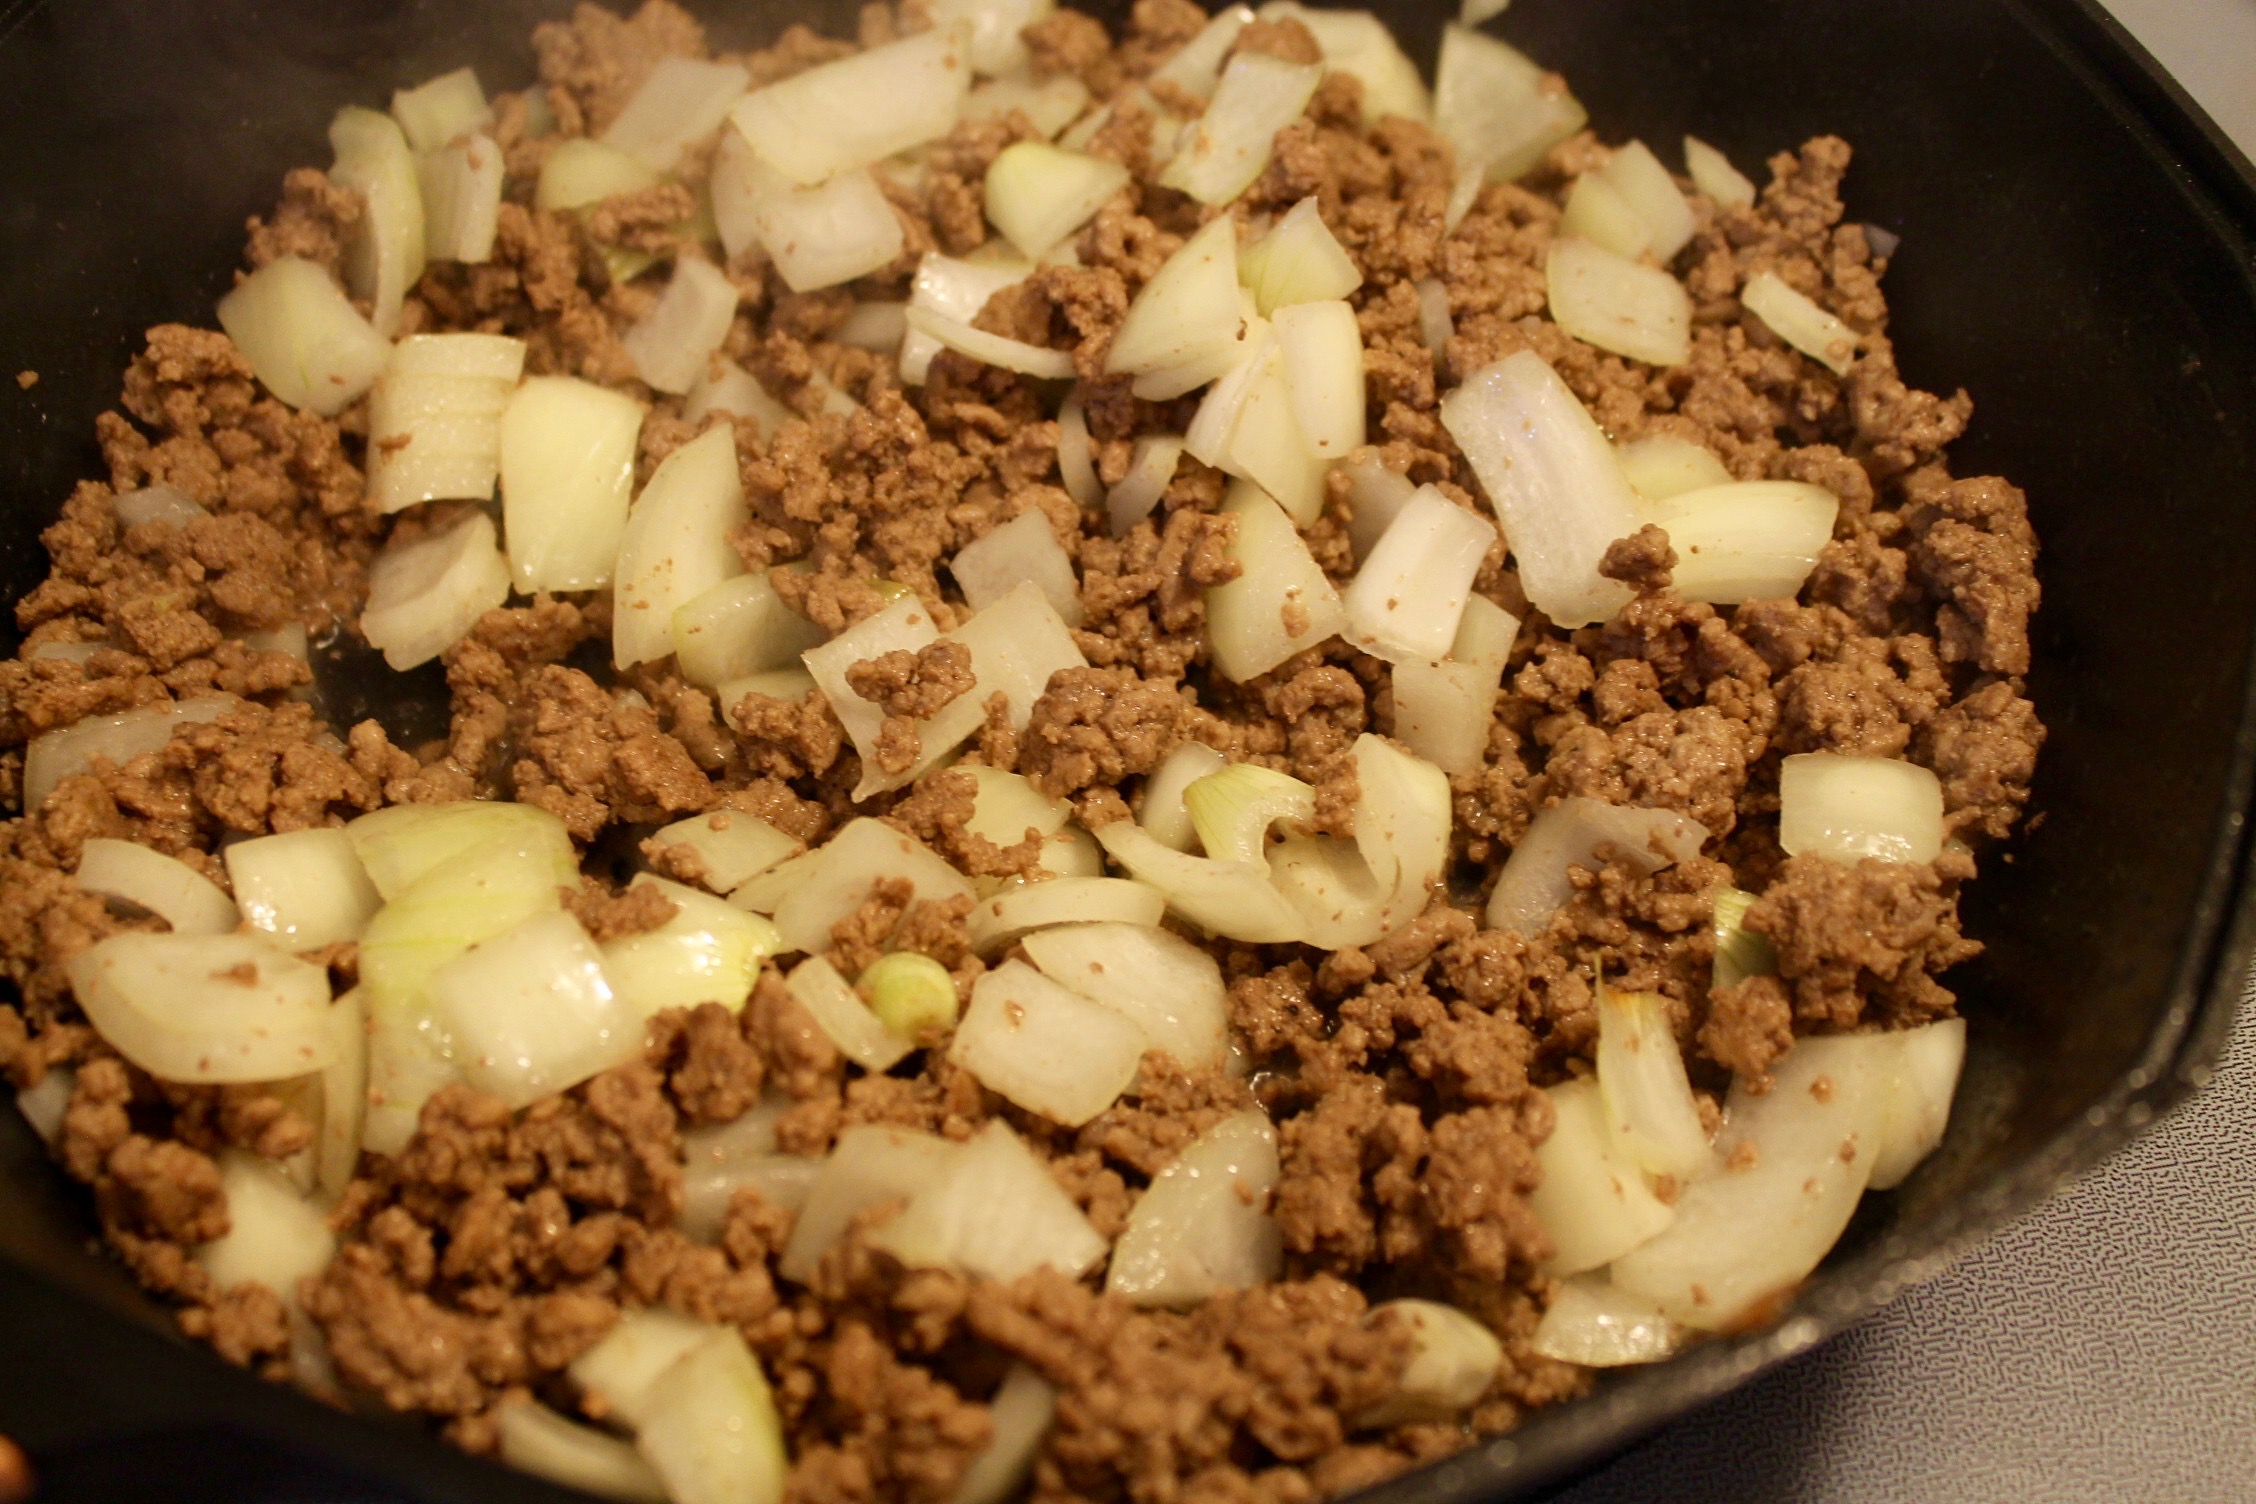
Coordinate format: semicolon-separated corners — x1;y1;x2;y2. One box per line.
0;0;2251;1499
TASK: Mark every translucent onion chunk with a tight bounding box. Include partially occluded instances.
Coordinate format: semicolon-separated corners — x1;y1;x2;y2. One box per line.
1272;298;1366;457
1391;594;1520;776
1558;173;1650;260
602;876;780;1019
780;1125;961;1282
1433;24;1586;183
1342;485;1498;662
1526;1077;1673;1276
646;811;800;895
497;1400;668;1504
1095;820;1306;944
771;817;975;957
359;509;512;671
1020;921;1229;1070
1139;741;1228;853
672;572;826;691
1616;434;1731;502
633;1328;790;1504
966;876;1166;954
197;1150;335;1302
1357;1300;1503;1426
1487;796;1707;935
1107;1109;1282;1305
1256;3;1431;125
612;425;746;669
1646;480;1839;604
622;258;742;394
963;71;1090;139
1546;236;1692;366
1204;480;1347;681
1742;269;1859;375
66;932;339;1085
1238;195;1361;315
570;1307;713;1428
328;105;426;335
905;305;1077;378
75;837;238;937
420;133;504;263
1438;350;1642;627
391;67;490;153
867;1118;1109;1279
785;954;913;1072
1105;434;1187;536
225;828;382;951
727;26;970;187
1531;1278;1682;1367
726;151;907;296
1595;986;1714;1180
984;141;1128;260
1867;1017;1967;1190
947;1366;1057;1504
1147;5;1254;99
950;508;1082;624
1104;215;1244;376
429;909;643;1109
365;332;525;513
603;57;751;171
1594;141;1694;261
902;250;1034;385
949;959;1146;1125
215;257;389;417
499;375;647;593
1778;752;1944;865
1684;134;1756;208
536;138;662;212
1159;52;1323;206
23;697;234;813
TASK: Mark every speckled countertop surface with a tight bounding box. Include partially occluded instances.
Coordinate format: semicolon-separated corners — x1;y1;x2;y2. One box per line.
1550;6;2256;1499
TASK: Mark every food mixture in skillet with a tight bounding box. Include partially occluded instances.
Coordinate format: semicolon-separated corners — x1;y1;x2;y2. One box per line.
0;1;2044;1499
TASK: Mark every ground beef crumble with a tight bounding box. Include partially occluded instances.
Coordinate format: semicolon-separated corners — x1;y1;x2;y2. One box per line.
0;1;2046;1500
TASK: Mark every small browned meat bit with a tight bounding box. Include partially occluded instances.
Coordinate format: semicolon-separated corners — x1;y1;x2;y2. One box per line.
0;0;2046;1499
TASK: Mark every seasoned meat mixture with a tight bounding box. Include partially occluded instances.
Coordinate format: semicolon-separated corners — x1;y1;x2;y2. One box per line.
0;2;2042;1501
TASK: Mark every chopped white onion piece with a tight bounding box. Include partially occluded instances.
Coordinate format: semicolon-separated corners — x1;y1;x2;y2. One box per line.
958;765;1096;890
1415;276;1454;357
861;951;960;1043
902;250;1035;385
1139;741;1228;852
1595;986;1713;1180
359;509;511;671
964;70;1091;138
317;990;366;1198
1107;1109;1281;1306
1147;4;1255;99
1160;52;1322;205
945;580;1089;730
867;1118;1110;1280
419;133;504;263
613;425;745;669
951;509;1083;625
1104;215;1243;376
1391;593;1519;777
683;360;794;437
985;141;1128;260
603;57;751;171
905;304;1076;379
1104;435;1187;536
1257;2;1431;124
366;332;524;512
75;838;237;936
1433;24;1586;183
623;259;742;395
1647;479;1839;603
215;257;389;417
1358;1300;1502;1426
1342;453;1415;561
328;106;426;335
1057;387;1100;505
779;1124;960;1282
1020;921;1228;1070
799;595;942;784
1683;135;1756;209
1610;1035;1885;1329
1531;1278;1682;1367
1272;298;1365;457
1558;173;1650;260
1528;1077;1673;1276
1546;236;1692;367
198;1150;335;1299
1438;350;1642;627
499;375;646;593
66;932;338;1085
728;27;970;187
345;798;574;901
1183;763;1314;865
785;954;913;1072
680;1102;819;1240
1778;753;1944;865
15;1068;72;1146
633;1329;789;1504
672;573;826;691
1593;141;1694;262
771;817;975;958
360;997;460;1157
966;876;1165;954
430;909;642;1109
22;697;233;813
571;1308;713;1429
1210;341;1329;524
1711;885;1775;994
536;138;663;212
949;959;1146;1125
1205;479;1346;680
498;1401;669;1504
392;67;490;152
111;482;204;530
1867;1017;1966;1190
225;828;381;951
648;812;800;895
1238;195;1361;315
1741;269;1859;374
738;161;907;296
947;1366;1057;1504
1488;797;1708;936
1094;820;1305;944
603;876;781;1019
1616;434;1731;502
1444;160;1484;233
717;668;817;719
1342;485;1497;662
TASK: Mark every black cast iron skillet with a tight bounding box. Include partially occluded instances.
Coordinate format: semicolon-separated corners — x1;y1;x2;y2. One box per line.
0;0;2252;1499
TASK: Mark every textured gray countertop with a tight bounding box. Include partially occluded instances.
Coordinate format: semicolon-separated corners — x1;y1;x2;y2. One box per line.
1552;6;2256;1500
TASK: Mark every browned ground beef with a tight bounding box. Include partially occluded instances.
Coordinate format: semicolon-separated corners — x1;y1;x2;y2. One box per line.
0;1;2042;1498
